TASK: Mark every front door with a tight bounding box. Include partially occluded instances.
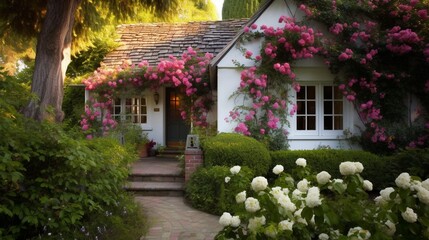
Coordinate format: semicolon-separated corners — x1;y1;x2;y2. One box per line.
166;88;190;148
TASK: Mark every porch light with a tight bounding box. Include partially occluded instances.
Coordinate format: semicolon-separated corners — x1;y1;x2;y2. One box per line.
154;92;160;105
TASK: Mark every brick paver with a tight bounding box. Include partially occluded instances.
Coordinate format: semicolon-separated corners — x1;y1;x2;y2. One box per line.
136;196;222;240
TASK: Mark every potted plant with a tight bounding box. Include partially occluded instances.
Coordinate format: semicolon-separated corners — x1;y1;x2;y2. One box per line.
146;139;156;156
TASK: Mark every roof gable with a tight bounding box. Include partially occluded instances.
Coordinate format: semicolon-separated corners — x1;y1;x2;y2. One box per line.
102;19;248;68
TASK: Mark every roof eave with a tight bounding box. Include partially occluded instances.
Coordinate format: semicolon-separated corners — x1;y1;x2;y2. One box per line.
209;0;276;90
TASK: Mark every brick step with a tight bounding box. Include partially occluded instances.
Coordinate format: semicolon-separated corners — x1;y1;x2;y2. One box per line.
125;181;184;197
157;148;184;158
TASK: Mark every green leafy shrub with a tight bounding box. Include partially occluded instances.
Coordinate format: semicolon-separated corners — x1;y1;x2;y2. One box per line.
0;117;142;239
203;133;271;176
185;166;254;215
270;150;388;190
270;149;429;191
384;149;429;181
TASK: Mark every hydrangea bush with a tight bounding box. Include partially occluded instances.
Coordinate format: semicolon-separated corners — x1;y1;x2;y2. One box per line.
215;158;429;239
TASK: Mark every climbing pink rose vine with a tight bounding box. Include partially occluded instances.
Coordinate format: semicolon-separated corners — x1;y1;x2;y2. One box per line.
81;47;214;138
229;17;322;150
230;0;429;153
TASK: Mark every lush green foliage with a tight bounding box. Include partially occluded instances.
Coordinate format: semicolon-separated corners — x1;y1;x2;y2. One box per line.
185;166;254;215
0;68;144;239
203;133;272;176
62;85;86;129
216;159;429;239
222;0;262;19
270;149;429;191
0;120;139;239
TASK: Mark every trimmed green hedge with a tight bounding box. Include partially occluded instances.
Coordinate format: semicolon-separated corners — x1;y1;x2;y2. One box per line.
185;166;254;215
270;149;429;191
202;133;271;176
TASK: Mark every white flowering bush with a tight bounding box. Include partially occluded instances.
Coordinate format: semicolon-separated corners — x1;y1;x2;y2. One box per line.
215;158;429;239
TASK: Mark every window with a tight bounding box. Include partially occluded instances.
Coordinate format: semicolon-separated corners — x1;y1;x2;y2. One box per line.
294;84;344;136
112;97;147;124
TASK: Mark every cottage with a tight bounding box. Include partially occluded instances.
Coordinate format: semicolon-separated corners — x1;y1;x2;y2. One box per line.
95;0;366;150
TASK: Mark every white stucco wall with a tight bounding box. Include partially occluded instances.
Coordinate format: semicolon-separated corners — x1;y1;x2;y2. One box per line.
84;88;167;148
144;87;166;147
216;0;362;150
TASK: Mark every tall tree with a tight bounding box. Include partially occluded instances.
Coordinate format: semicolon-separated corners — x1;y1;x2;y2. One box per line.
222;0;263;19
0;0;190;122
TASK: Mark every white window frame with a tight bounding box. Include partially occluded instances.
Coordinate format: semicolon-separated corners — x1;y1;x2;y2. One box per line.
288;82;351;139
112;97;148;124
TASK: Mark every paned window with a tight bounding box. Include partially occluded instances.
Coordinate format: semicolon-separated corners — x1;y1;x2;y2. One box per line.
295;84;344;134
112;97;147;124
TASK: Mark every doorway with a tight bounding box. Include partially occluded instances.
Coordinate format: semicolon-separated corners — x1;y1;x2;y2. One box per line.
165;88;190;148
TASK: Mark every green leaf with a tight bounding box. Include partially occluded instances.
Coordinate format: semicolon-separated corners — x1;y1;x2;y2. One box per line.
301;206;313;223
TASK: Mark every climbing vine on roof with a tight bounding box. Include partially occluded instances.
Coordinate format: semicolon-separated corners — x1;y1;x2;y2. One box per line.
81;47;214;139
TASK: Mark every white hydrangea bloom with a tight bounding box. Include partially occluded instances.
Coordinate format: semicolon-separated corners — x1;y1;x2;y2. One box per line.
236;191;246;203
401;207;418;223
374;196;385;206
316;171;331;185
278;220;294;231
245;197;261;213
231;216;241;227
273;165;284;175
277;194;296;212
417;186;429;205
410;180;422;191
318;233;329;240
395;172;411;189
283;188;290;195
305;186;322;208
384;220;396;236
297;179;310;192
339;161;357;175
296;158;307;167
354;162;364;173
422;178;429;190
225;176;231;183
380;187;395;201
248;216;266;232
292;189;303;200
333;179;343;184
363;180;373;191
230;166;241;175
347;227;371;239
270;186;283;199
251;176;268;192
219;212;232;227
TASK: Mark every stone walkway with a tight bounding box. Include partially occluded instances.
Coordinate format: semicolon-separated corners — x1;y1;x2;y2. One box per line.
136;196;222;240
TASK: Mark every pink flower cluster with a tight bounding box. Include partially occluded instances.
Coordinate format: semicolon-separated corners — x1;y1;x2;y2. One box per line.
230;17;322;138
386;27;421;55
81;47;214;137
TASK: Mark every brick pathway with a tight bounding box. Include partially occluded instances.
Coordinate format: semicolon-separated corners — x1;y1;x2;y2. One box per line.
136;196;222;240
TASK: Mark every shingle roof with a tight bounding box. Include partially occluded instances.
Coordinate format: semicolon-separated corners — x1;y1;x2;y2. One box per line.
102;19;249;68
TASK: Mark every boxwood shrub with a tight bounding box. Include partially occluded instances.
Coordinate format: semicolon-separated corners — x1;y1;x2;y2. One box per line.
185;166;254;215
202;133;271;176
270;149;429;191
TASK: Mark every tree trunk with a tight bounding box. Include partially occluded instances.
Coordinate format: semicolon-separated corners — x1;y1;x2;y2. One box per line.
23;0;81;122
